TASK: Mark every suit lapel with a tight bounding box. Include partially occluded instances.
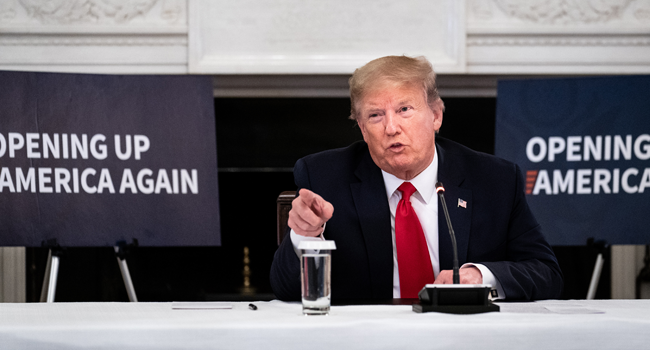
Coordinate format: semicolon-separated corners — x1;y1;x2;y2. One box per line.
436;140;473;271
350;149;393;298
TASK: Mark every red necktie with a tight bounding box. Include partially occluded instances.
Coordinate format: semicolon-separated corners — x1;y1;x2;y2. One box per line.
396;182;434;298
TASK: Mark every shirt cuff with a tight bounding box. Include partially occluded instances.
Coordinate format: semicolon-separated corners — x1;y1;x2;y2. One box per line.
290;229;325;257
462;263;506;300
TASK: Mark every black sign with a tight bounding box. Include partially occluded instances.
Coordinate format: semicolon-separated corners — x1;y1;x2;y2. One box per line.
496;76;650;245
0;71;220;247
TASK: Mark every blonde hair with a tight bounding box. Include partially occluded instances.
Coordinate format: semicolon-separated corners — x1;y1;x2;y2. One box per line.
348;55;443;121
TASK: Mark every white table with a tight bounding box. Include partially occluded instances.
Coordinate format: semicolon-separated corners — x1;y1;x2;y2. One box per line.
1;300;649;349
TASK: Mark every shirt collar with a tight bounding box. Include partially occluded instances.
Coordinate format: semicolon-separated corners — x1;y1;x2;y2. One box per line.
381;147;439;204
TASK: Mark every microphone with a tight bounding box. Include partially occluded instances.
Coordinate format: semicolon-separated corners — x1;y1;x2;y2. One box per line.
435;182;460;285
412;182;500;314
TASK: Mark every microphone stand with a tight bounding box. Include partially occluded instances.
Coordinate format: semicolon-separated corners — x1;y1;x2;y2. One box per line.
436;186;460;285
412;182;500;314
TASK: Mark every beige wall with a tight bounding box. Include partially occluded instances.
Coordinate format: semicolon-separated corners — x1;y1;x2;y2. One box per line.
611;245;648;299
0;247;25;303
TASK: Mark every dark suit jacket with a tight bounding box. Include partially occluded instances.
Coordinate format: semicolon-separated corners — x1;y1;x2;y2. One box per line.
270;137;563;301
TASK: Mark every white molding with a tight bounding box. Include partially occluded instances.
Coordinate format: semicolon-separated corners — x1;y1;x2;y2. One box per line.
0;0;648;75
0;35;188;46
190;0;466;74
467;26;650;35
465;0;650;74
0;0;187;26
467;32;650;74
0;0;188;74
212;75;351;98
468;36;650;47
0;25;188;34
0;64;188;74
468;0;650;27
197;56;465;75
211;74;507;98
468;65;650;74
0;44;187;68
187;0;201;74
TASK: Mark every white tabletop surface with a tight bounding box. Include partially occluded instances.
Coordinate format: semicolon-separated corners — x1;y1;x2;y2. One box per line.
1;299;649;350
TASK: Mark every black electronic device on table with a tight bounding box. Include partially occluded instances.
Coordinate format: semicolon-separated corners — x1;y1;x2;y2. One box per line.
412;183;500;314
413;284;500;314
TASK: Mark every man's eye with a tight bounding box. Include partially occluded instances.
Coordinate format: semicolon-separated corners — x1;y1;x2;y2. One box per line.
369;113;378;118
399;106;410;113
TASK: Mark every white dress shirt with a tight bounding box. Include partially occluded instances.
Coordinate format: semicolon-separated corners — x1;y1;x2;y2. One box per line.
290;148;505;299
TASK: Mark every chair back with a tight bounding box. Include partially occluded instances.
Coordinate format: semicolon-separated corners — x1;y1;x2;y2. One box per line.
276;191;296;245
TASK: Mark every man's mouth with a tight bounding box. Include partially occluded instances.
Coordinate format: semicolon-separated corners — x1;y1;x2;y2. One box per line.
388;143;404;151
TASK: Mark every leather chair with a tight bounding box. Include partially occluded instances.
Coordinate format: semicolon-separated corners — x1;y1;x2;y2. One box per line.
276;191;296;245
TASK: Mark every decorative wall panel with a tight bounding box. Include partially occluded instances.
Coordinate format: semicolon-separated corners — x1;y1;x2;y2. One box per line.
189;0;466;74
1;0;648;75
0;0;188;73
467;0;650;73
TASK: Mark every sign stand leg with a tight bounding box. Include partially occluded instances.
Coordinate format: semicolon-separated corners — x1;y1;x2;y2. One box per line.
37;242;138;302
39;248;62;303
39;250;52;302
114;244;138;302
586;239;608;300
586;253;604;300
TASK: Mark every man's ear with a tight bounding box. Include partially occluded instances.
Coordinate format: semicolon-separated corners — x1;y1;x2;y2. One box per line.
432;101;444;132
433;109;443;132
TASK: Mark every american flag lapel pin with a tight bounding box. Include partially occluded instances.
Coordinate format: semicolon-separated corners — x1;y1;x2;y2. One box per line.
457;198;467;208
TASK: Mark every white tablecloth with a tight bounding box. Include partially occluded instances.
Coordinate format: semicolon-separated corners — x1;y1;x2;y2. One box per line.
1;300;649;350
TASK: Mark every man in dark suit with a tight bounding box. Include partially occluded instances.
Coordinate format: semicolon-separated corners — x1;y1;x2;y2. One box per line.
270;55;563;301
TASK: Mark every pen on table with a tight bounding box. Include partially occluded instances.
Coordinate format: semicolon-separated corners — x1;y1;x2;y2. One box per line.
248;303;257;311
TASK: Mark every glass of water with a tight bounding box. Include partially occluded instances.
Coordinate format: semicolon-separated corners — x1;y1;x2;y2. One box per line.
298;240;336;315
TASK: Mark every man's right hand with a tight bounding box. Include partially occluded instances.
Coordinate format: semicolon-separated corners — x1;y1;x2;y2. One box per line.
288;189;334;237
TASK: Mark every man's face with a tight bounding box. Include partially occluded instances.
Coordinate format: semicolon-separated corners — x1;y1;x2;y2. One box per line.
357;83;443;180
